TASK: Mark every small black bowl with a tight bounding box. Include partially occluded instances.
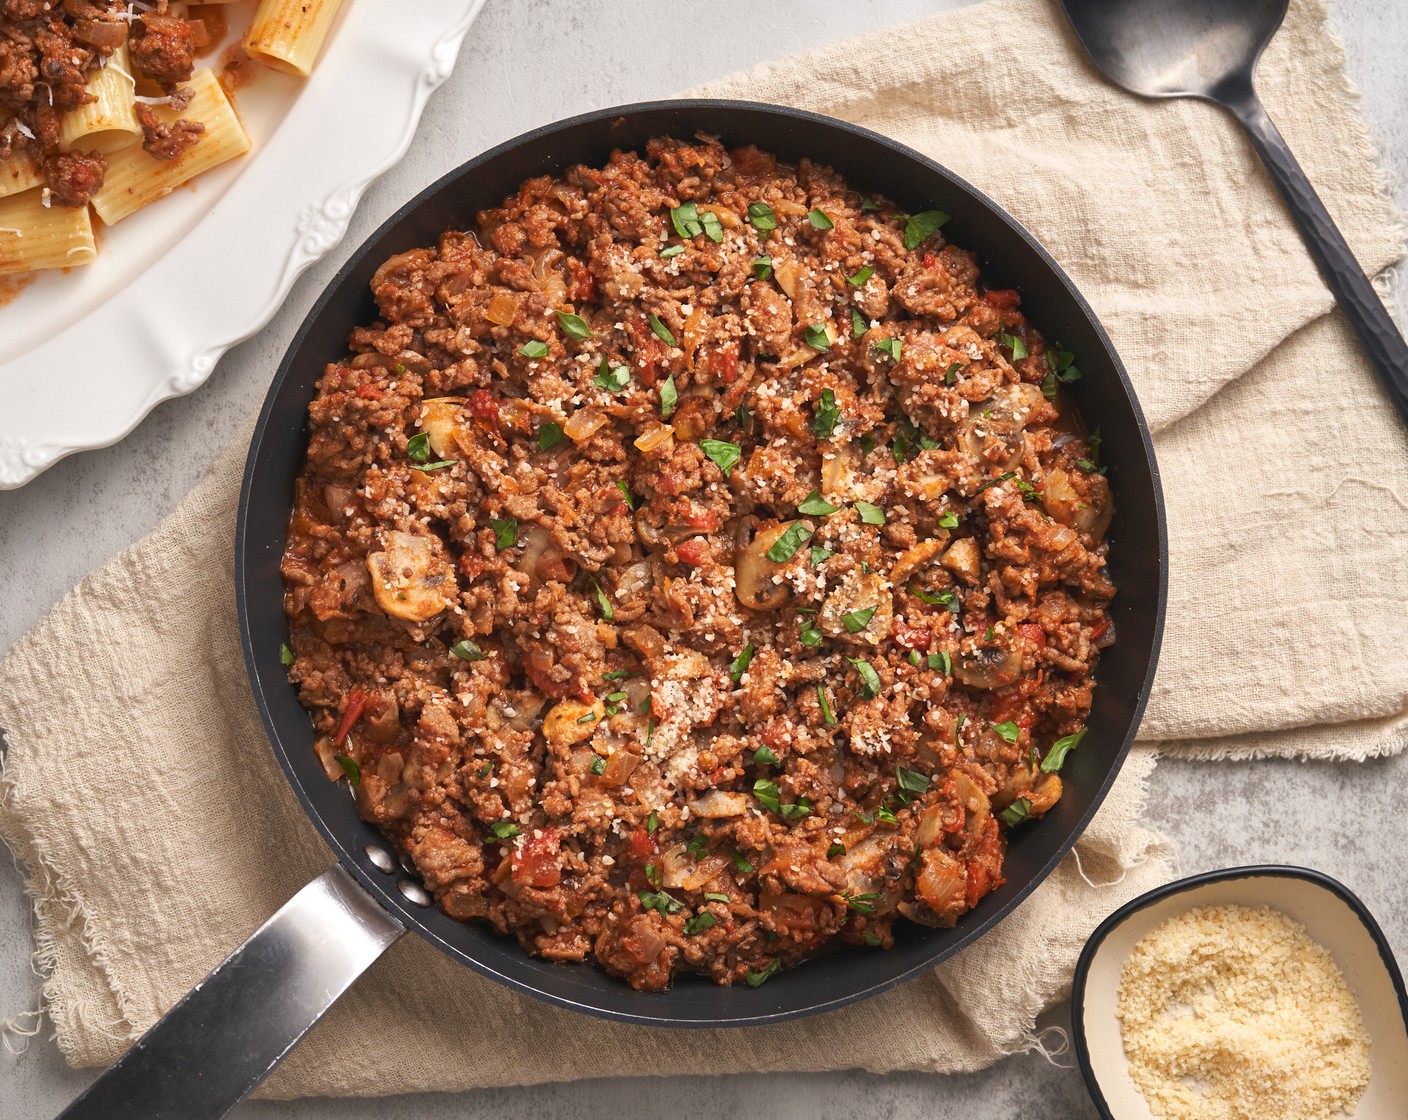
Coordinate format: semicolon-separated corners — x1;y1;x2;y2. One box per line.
1071;865;1408;1118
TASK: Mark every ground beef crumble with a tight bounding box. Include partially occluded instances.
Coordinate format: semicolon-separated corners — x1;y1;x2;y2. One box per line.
282;136;1117;991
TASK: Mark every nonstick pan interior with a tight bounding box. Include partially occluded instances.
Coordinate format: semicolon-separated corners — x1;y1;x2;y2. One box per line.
236;100;1167;1027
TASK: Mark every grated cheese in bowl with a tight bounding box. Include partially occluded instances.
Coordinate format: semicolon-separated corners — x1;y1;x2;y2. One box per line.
1116;904;1371;1120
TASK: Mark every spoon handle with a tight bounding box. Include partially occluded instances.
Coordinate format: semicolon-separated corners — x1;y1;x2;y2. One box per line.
1221;86;1408;426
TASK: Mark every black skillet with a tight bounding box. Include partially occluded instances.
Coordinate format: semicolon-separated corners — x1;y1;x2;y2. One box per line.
58;100;1167;1119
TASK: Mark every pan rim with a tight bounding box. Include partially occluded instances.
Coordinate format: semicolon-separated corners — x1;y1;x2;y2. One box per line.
236;97;1169;1027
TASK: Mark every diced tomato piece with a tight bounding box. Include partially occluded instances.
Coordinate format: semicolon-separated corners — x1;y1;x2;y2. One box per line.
982;288;1021;311
675;539;707;566
634;316;662;387
511;829;561;888
922;252;938;269
333;686;372;746
467;389;500;429
355;383;383;399
1091;620;1111;641
680;507;723;532
571;267;597;304
892;621;931;652
1017;623;1047;650
708;341;740;384
628;826;656;860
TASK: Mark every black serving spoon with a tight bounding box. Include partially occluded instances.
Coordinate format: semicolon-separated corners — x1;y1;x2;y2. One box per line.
1059;0;1408;426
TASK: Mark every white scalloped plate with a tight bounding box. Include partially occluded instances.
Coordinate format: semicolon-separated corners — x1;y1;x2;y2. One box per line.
0;0;486;489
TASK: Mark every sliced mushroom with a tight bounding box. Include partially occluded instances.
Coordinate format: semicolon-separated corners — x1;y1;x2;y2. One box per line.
941;536;981;584
734;521;799;611
959;383;1046;470
953;639;1022;690
1043;466;1114;540
890;539;948;586
366;531;458;622
818;567;892;646
542;698;605;746
687;790;752;818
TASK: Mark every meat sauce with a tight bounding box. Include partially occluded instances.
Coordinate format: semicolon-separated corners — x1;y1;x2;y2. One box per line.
281;136;1116;990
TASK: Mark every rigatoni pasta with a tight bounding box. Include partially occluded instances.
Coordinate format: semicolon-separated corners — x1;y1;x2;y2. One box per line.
58;43;142;155
0;0;348;276
244;0;346;77
91;68;251;226
0;193;97;276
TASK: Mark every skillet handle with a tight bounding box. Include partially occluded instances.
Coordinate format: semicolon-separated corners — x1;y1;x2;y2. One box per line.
56;865;405;1120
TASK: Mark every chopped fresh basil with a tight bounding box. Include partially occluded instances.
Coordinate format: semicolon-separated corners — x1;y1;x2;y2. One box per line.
556;310;592;340
644;862;661;887
602;669;635;680
407;431;431;462
864;933;883;947
616;480;636;509
876;336;902;361
409;459;457;472
659;243;685;258
1041;728;1086;774
590;755;607;775
765;521;814;562
591;578;614;621
779;798;812;821
753;778;782;813
280;643;295;667
747;201;777;231
646;809;659;834
945;362;961;385
848;657;882;699
903;209;949;250
861;198;881;212
659;373;678;418
847;265;874;286
851;307;869;339
753;745;779;766
700;438;742;477
594;359;631;392
999;798;1032;826
745;960;780;987
855;501;885;526
908;650;922;667
999;330;1028;361
450;640;486;661
938;511;961;529
671;201;703;239
993;721;1021;744
334;753;360;785
699;209;724;243
639;889;684;916
683;912;717;936
649;315;676;347
488;819;521;840
910;585;954;607
842;605;877;633
729;642;755;683
804;323;831;351
809;546;834;568
928;651;952;675
817;683;837;727
812;387;840;438
704;891;731;903
876;805;900;826
798;490;839;516
845;892;880;913
731;850;756;874
808;208;834;230
799;621;823;647
752;254;773;280
1047;346;1082;383
895;765;931;799
538;422;565;451
519;339;550;358
826;842;847;858
575;710;598;724
685;832;708;860
488;517;518;548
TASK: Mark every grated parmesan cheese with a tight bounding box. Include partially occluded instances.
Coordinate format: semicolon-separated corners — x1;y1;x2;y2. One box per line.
1116;904;1370;1120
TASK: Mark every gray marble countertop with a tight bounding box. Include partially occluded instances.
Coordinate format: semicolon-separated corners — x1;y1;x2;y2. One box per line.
3;1;1406;1116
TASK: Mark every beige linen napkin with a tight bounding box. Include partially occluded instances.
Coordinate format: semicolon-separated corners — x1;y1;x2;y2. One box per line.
1;0;1404;1096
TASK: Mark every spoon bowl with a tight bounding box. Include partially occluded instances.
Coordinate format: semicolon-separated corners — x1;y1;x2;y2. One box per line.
1059;0;1408;425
